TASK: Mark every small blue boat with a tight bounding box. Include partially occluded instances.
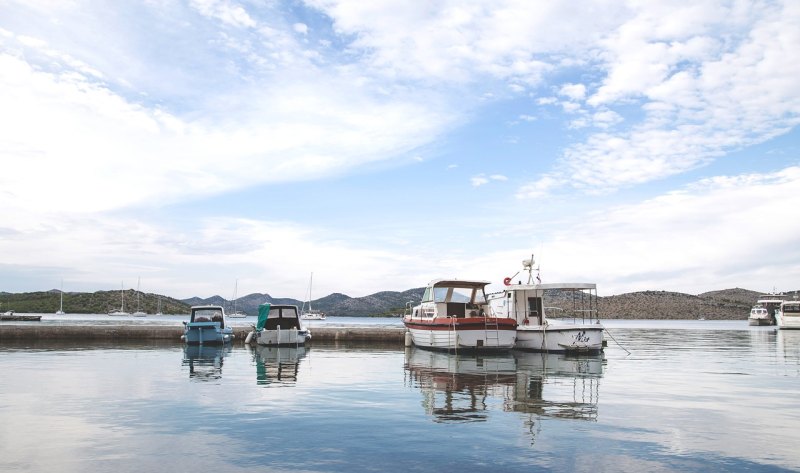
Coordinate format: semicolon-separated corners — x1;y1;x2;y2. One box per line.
182;305;234;344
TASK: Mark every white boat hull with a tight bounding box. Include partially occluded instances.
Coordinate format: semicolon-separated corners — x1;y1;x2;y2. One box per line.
255;327;310;346
515;324;605;353
776;312;800;330
406;327;516;351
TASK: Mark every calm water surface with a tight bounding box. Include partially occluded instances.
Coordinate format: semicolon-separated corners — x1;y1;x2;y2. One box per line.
1;321;798;472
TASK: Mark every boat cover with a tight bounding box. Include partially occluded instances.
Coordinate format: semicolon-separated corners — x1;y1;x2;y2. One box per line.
257;303;271;331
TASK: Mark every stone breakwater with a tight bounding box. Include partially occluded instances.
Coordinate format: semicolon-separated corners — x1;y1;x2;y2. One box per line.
0;324;407;343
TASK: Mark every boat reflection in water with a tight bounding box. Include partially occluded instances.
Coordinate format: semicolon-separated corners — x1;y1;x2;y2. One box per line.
404;347;604;434
253;345;307;386
182;344;231;381
405;347;517;423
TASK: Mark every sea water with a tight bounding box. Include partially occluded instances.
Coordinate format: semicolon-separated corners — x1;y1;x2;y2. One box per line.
0;321;798;472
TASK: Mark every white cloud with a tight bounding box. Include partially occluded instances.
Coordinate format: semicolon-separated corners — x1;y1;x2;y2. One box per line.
518;1;800;196
501;166;800;294
559;83;586;101
293;22;309;34
471;176;490;187
190;0;257;28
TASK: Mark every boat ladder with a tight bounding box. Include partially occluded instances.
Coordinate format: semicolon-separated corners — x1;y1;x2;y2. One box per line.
484;316;500;347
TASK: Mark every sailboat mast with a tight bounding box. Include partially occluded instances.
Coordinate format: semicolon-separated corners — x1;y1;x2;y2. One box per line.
120;281;125;312
309;272;313;311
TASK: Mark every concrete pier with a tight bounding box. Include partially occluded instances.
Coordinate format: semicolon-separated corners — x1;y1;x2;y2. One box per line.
0;324;407;344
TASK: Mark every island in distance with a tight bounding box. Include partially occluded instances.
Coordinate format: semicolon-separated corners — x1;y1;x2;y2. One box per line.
2;286;796;320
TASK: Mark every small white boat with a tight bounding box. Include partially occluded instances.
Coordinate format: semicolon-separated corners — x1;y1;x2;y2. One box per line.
248;304;311;346
300;272;326;320
132;277;147;317
0;310;42;321
404;279;517;351
182;305;234;344
56;279;65;315
228;279;248;317
748;304;771;326
488;256;604;353
748;292;785;326
776;300;800;330
108;281;130;316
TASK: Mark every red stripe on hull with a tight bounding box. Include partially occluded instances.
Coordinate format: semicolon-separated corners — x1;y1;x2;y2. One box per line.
404;317;516;332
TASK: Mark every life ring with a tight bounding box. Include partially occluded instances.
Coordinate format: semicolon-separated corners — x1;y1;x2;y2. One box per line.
503;277;512;286
523;318;529;325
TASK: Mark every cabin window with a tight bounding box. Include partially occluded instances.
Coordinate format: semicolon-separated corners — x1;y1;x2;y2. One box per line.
422;287;433;302
785;304;800;313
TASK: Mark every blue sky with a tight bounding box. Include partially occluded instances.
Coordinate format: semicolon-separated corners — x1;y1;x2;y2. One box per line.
1;0;799;300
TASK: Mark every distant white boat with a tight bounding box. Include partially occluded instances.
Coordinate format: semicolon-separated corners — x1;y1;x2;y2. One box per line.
55;279;66;315
228;279;247;318
108;281;130;316
749;292;784;326
300;272;326;320
132;277;147;317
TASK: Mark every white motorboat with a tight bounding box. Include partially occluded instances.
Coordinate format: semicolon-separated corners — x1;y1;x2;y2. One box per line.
403;279;517;351
748;304;771;326
108;281;130;316
488;256;604;353
300;272;326;320
776;300;800;329
247;303;311;346
748;292;785;326
182;305;234;344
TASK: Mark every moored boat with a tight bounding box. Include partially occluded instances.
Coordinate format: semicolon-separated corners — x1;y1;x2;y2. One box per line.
0;310;43;321
748;292;785;326
403;279;517;351
748;304;771;326
776;300;800;330
300;272;326;320
247;303;311;346
488;257;604;353
182;305;234;344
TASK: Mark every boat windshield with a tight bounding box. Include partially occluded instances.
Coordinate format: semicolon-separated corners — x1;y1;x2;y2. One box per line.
430;287;485;304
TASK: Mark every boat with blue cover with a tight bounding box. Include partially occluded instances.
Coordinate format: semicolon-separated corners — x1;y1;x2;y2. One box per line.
182;305;234;344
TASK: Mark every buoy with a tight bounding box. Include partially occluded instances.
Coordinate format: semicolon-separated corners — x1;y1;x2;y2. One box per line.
244;331;254;344
404;331;412;347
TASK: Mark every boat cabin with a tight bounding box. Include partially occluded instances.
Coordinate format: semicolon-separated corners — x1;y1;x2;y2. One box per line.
190;306;227;328
411;280;491;319
488;283;599;326
258;304;303;330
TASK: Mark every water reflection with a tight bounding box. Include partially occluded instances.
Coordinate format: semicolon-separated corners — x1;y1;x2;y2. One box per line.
182;344;231;381
252;345;307;386
404;348;517;423
512;351;603;420
778;330;800;375
404;347;604;429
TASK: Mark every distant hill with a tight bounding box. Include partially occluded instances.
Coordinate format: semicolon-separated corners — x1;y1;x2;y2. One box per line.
3;286;796;319
0;289;190;315
183;288;425;317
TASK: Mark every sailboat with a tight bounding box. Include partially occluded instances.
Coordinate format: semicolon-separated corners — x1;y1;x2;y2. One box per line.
300;272;326;320
55;279;66;315
228;279;247;318
108;281;130;316
156;296;163;316
133;277;147;316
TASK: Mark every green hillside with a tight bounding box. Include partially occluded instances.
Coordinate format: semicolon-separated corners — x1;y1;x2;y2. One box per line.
0;290;190;315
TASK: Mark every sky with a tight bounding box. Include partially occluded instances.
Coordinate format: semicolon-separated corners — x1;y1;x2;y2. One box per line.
1;0;799;300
